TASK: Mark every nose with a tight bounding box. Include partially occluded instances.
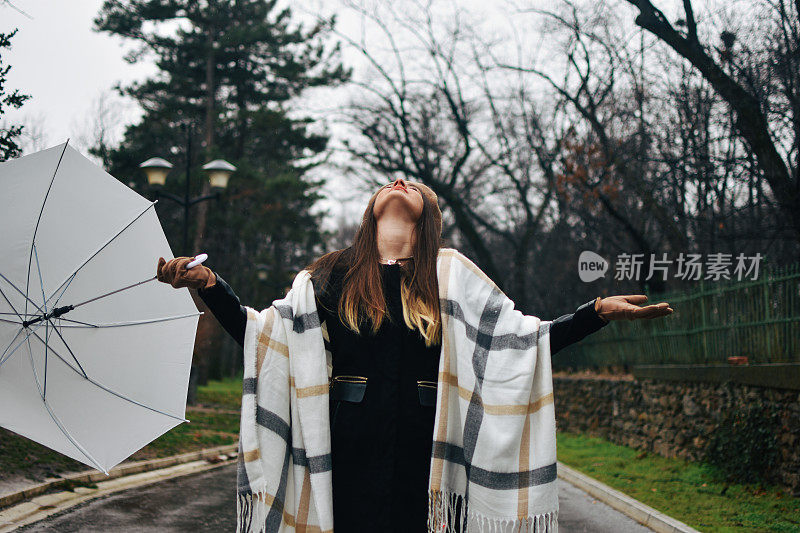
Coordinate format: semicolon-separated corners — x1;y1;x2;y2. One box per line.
392;178;406;189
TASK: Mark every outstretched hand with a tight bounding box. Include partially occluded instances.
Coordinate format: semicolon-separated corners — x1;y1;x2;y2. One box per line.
595;295;673;322
156;256;216;290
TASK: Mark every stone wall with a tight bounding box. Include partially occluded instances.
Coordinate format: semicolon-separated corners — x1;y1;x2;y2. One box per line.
552;376;800;495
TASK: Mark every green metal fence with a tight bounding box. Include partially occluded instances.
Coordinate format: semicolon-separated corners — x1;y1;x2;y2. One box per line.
553;262;800;370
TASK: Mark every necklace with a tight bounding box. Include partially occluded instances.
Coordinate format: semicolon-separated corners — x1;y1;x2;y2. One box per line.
379;256;413;265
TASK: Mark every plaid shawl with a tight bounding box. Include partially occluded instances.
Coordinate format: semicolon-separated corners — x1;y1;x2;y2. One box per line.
236;248;558;533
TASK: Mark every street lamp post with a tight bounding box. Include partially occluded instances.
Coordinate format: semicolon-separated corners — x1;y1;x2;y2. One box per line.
139;123;236;255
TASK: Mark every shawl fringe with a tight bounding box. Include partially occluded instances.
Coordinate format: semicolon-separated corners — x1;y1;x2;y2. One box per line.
237;490;269;533
428;490;558;533
239;487;558;533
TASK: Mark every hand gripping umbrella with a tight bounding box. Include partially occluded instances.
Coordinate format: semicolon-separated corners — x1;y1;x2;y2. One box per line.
0;142;201;474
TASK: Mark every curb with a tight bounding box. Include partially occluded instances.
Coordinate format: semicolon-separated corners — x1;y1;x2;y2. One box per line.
0;443;237;511
557;461;701;533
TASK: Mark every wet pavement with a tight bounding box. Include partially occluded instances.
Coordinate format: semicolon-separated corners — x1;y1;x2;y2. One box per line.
20;463;654;532
18;465;238;532
557;478;655;532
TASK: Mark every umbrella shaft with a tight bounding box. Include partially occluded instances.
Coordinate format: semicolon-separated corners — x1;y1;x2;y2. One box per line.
22;305;74;328
23;276;158;328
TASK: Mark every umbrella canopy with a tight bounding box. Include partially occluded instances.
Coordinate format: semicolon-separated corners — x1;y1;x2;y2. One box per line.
0;142;201;474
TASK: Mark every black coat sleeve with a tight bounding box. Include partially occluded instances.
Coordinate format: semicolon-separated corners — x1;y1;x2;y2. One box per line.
197;271;247;348
549;298;609;356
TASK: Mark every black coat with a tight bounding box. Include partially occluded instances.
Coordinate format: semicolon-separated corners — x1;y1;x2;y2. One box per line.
198;264;607;531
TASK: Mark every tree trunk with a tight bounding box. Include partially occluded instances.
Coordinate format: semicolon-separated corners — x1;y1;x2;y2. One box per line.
190;36;219;391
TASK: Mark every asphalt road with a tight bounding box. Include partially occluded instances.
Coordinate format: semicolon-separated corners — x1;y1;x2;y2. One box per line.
20;464;655;532
557;478;655;532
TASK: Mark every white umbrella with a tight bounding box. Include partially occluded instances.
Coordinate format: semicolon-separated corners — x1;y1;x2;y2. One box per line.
0;141;201;474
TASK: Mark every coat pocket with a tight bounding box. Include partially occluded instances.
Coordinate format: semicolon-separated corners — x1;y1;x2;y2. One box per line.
330;375;368;403
329;375;368;431
417;380;437;407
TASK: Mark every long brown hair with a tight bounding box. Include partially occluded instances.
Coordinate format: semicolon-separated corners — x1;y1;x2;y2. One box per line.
307;181;443;346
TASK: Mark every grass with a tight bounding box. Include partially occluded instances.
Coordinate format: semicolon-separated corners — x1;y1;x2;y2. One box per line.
0;427;88;480
126;410;239;461
557;430;800;532
128;375;243;460
195;375;243;410
0;377;243;484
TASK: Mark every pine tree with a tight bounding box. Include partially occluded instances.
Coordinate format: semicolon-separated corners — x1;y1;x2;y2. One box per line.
0;29;31;161
94;0;351;381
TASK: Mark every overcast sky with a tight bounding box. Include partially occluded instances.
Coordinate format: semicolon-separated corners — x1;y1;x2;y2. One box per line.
2;0;155;146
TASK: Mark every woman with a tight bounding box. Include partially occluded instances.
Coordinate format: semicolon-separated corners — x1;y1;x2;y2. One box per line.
157;178;672;532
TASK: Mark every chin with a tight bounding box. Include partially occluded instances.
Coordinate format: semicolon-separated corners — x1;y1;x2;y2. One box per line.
374;193;423;220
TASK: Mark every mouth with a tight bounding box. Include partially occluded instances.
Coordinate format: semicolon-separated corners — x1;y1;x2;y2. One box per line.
391;184;407;192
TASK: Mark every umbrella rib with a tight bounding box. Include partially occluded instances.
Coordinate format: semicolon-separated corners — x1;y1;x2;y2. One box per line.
0;327;25;368
26;327;188;423
0;279;33;323
50;316;100;328
46;318;88;378
33;243;48;314
0;271;47;318
52;311;202;329
44;201;157;310
26;141;69;319
68;275;158;310
23;333;108;475
49;272;77;312
0;323;45;369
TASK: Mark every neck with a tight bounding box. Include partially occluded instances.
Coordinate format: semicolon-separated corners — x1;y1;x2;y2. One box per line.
376;216;415;261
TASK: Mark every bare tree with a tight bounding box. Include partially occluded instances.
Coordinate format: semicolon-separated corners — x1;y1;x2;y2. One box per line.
621;0;800;242
497;0;798;266
15;113;50;155
495;2;689;263
72;91;127;168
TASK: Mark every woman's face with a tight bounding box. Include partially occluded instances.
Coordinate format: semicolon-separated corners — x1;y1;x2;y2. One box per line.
372;178;425;222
